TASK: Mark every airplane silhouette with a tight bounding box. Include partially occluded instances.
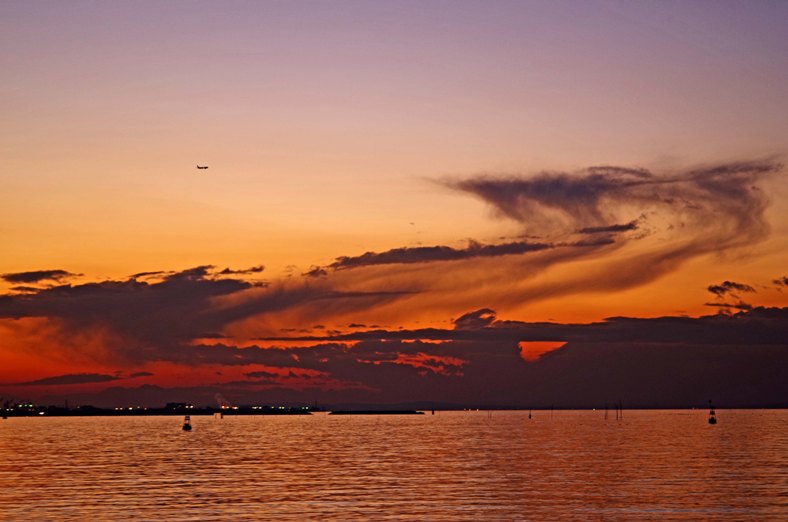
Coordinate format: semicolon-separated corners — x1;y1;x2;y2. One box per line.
196;165;209;170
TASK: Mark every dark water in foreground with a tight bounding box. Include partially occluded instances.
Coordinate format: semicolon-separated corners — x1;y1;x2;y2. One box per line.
1;410;786;520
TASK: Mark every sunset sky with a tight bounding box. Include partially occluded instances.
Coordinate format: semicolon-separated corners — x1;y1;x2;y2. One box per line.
2;1;787;407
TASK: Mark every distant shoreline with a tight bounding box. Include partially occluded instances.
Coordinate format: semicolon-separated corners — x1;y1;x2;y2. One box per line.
1;406;312;417
2;405;787;418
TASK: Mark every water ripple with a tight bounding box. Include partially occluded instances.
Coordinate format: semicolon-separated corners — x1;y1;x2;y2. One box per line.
1;410;786;520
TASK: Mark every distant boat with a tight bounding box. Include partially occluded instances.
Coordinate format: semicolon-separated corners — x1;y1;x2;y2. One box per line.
182;415;192;431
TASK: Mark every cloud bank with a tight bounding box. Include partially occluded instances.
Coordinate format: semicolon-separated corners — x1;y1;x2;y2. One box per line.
0;160;785;407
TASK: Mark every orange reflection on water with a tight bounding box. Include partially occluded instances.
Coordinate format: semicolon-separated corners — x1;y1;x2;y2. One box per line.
1;410;786;520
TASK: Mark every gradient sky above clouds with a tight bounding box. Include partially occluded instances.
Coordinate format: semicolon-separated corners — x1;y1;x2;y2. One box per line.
1;1;787;405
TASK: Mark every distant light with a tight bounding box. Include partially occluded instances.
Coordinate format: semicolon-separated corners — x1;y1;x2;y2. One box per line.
39;412;45;415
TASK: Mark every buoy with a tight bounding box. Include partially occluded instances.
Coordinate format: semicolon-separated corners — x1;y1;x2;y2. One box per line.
708;400;717;425
182;415;192;431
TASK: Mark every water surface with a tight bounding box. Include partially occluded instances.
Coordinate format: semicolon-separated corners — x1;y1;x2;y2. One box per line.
1;410;786;520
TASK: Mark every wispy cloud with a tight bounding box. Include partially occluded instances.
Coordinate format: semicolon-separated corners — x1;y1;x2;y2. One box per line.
427;160;781;306
218;265;265;275
1;269;79;284
578;221;639;234
707;281;756;298
16;373;121;386
706;280;757;312
447;162;777;241
704;301;753;311
330;240;552;269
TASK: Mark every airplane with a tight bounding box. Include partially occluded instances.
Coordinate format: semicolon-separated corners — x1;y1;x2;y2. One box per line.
196;165;209;170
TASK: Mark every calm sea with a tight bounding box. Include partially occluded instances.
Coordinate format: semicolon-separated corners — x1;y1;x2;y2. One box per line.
1;410;786;520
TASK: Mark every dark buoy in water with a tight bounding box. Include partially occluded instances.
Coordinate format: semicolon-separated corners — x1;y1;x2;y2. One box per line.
708;400;717;425
182;415;192;431
528;409;532;419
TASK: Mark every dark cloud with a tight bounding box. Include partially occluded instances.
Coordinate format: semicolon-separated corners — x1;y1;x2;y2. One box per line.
196;332;227;339
519;341;786;408
218;265;264;275
129;270;169;279
1;269;79;284
773;276;788;287
0;267;257;363
0;266;413;365
330;240;552;269
13;306;785;407
449;161;777;237
707;281;756;297
16;373;121;386
566;237;617;247
36;338;788;409
453;308;497;330
704;302;753;311
260;307;788;347
164;265;214;281
135;306;788;407
9;286;40;293
578;221;638;234
303;266;328;278
129;371;154;378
